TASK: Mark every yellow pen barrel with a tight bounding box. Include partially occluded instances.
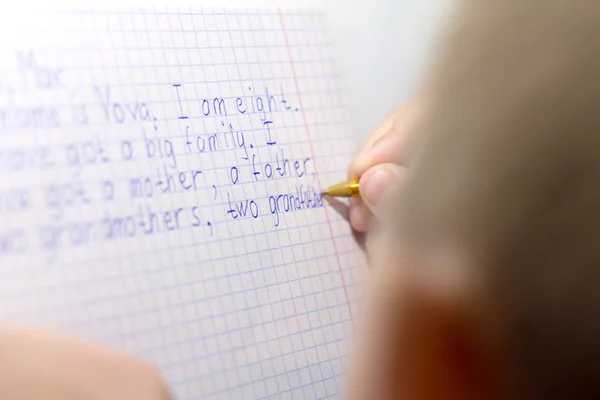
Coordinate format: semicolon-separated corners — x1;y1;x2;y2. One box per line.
348;178;360;196
323;177;360;197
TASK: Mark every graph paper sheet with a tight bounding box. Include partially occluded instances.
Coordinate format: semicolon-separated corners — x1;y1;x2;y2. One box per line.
0;7;363;400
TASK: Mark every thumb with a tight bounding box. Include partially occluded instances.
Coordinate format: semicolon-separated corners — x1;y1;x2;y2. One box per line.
359;163;406;217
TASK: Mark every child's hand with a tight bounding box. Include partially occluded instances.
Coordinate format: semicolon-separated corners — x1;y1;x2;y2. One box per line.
348;101;420;233
0;324;172;399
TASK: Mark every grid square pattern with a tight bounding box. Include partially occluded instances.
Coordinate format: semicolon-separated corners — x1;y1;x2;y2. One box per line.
0;7;363;399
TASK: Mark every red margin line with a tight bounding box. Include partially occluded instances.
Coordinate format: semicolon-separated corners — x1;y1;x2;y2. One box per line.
278;9;353;323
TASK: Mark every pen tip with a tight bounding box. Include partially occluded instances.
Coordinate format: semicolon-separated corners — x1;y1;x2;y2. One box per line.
321;190;329;196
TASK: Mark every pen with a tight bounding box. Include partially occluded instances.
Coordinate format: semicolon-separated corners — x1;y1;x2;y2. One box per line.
321;177;360;198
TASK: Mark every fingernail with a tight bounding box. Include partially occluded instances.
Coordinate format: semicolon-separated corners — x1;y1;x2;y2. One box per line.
361;169;395;208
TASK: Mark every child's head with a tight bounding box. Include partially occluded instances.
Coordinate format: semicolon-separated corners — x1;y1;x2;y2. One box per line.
352;1;600;399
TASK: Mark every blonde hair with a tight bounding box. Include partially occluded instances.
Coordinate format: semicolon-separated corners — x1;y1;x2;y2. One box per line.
397;1;600;397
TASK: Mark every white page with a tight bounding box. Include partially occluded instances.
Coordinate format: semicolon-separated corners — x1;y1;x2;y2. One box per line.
0;6;363;400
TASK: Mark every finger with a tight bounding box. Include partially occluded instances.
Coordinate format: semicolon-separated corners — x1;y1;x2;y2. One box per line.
348;105;406;179
350;163;406;233
350;130;411;180
359;163;406;217
348;132;409;233
349;101;420;179
349;196;372;232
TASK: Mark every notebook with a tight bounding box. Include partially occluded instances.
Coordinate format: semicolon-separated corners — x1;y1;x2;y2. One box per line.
0;6;363;399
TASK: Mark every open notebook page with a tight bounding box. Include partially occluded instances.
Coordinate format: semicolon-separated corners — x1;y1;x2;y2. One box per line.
0;6;363;400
